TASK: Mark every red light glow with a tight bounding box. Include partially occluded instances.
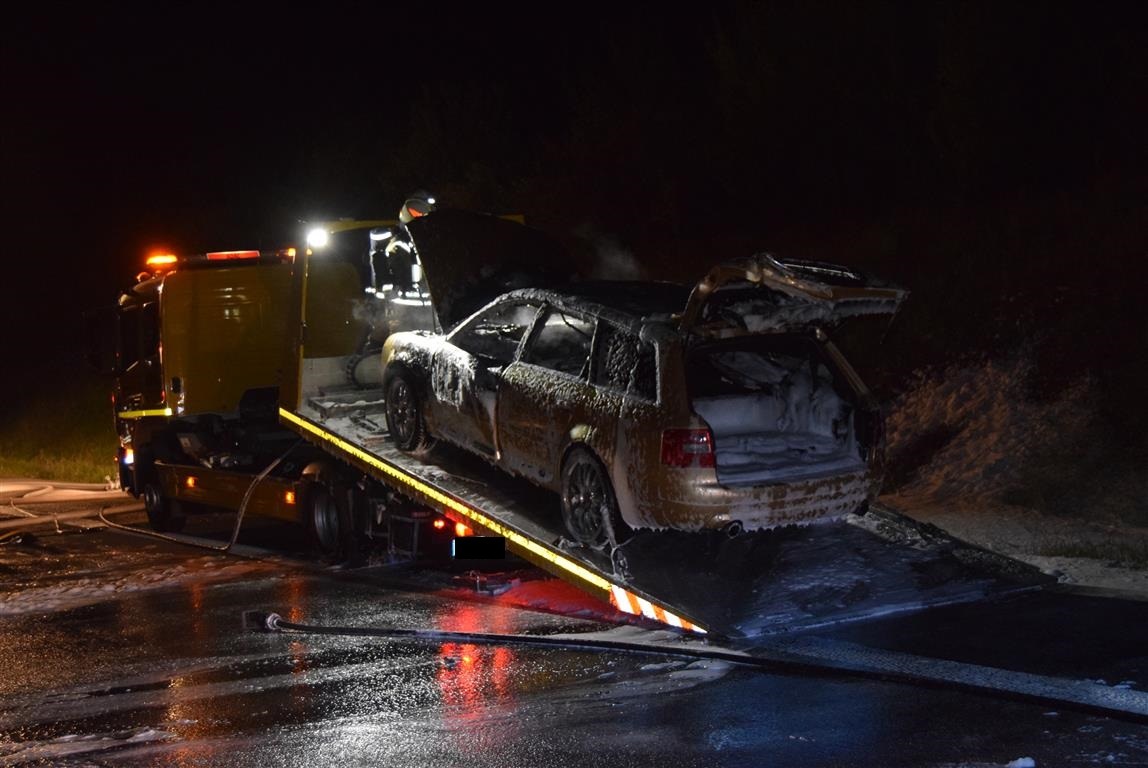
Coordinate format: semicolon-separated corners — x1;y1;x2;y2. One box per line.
205;250;260;261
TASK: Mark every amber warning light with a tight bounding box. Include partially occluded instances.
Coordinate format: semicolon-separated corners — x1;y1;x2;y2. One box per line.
146;253;178;270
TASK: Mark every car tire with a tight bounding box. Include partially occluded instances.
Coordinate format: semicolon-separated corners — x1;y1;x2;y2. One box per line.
142;482;186;533
385;372;435;455
560;448;628;549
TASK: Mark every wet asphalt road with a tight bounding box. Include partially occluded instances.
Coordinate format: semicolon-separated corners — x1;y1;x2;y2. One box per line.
2;504;1148;766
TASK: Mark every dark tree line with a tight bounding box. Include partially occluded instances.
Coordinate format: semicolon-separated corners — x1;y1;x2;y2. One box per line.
7;2;1146;440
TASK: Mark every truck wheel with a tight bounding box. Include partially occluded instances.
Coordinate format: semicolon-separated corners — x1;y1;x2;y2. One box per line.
307;482;345;560
385;373;434;455
306;481;364;565
142;483;186;533
560;448;628;549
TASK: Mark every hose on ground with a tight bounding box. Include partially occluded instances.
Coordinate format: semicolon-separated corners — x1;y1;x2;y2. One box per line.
244;609;750;664
243;609;1148;725
98;438;305;553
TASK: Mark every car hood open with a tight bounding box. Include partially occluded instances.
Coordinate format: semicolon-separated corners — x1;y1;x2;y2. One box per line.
678;253;908;337
406;209;569;331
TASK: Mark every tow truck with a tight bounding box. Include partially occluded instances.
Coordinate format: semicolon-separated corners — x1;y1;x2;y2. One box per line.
106;210;1051;638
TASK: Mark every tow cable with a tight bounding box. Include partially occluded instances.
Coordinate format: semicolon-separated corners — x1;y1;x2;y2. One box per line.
244;610;1148;725
97;438;305;553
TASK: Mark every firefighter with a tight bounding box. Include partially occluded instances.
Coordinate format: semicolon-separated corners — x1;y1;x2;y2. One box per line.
369;190;436;294
354;192;438;386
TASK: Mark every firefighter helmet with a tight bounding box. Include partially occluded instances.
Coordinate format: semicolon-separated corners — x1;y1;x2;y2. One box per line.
399;190;437;224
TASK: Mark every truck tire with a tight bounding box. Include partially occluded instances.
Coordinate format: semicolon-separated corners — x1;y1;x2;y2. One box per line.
385;372;435;455
560;448;629;549
307;482;345;560
142;483;186;533
306;481;363;565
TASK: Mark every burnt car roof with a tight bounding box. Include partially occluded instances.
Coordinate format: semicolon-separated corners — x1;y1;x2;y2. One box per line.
488;281;688;333
483;253;907;340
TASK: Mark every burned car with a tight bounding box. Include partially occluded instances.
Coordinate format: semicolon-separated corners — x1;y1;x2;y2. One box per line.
382;219;906;546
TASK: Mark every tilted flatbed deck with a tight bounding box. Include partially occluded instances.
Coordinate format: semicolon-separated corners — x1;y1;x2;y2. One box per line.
280;388;1054;639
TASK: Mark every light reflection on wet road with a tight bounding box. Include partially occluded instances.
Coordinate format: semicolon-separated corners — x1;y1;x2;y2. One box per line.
2;516;1148;766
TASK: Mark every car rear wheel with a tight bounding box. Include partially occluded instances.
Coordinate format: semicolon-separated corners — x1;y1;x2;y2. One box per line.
385;373;434;455
560;448;628;549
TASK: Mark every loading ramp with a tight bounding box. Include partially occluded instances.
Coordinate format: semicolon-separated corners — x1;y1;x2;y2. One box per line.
280;388;1054;638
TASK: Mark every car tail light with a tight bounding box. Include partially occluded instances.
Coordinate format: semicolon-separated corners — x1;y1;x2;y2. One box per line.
661;428;715;468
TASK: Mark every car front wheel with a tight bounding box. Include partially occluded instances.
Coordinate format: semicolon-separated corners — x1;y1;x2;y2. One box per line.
385;372;434;455
560;448;627;549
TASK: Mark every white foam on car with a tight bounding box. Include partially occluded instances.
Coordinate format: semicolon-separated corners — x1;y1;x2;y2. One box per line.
692;355;863;485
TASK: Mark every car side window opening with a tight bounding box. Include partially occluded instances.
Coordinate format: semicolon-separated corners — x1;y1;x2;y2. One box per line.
523;308;595;377
630;340;657;401
591;322;657;402
451;301;541;364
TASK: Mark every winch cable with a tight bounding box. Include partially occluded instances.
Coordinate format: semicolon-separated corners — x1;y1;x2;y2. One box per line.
97;438;305;553
244;609;1148;725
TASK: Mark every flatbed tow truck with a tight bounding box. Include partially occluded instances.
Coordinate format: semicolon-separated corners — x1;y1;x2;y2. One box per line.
108;210;1052;639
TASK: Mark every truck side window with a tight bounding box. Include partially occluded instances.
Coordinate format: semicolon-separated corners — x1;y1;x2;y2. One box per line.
140;302;160;360
119;306;140;370
523;309;595;378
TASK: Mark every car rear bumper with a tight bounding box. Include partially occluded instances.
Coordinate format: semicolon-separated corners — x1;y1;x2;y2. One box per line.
643;469;878;531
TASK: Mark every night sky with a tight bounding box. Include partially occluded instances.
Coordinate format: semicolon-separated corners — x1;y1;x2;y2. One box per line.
4;3;1146;433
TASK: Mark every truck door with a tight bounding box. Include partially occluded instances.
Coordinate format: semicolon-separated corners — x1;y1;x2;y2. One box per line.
114;300;165;415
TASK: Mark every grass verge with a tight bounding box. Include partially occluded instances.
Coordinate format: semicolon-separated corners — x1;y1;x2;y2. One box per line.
0;361;116;483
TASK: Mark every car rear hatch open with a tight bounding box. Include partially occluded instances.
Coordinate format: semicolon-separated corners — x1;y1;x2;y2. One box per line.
681;254;906;488
679;253;907;337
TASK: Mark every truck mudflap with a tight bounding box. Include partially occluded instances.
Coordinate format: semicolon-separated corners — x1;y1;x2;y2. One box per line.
280;400;1054;638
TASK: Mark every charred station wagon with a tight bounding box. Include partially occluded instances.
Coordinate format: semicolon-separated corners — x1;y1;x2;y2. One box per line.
380;230;907;548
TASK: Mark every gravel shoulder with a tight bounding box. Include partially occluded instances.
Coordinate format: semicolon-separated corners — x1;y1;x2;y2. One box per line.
885;492;1148;596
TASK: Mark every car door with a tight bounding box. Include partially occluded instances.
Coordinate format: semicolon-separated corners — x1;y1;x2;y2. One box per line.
587;321;661;522
497;307;598;486
431;299;542;458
